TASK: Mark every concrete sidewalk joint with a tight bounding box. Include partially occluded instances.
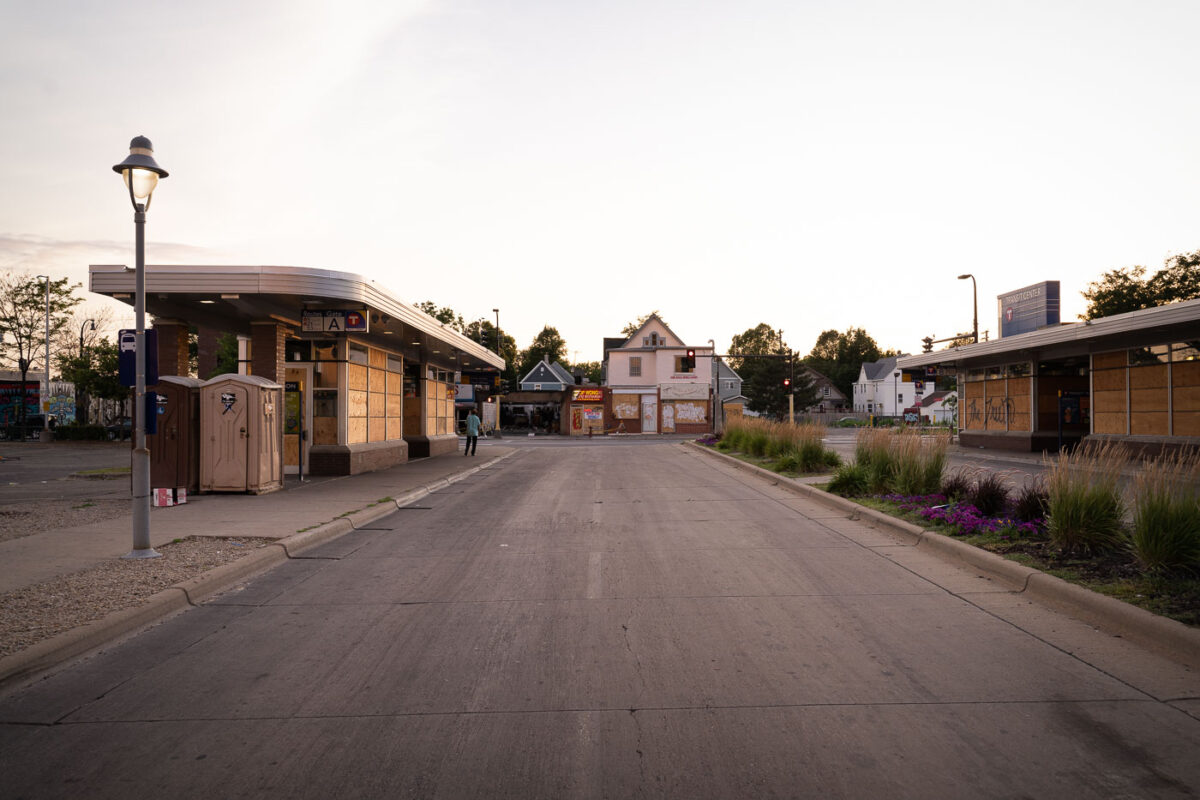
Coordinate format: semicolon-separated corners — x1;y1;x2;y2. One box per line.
684;440;1200;669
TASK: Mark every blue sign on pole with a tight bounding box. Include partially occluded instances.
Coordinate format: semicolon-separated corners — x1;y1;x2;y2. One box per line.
118;329;159;387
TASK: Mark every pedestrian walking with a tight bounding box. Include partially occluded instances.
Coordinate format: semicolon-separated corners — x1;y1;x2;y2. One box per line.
464;408;481;456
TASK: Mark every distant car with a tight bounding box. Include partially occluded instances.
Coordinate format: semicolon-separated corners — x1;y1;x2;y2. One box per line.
106;417;133;441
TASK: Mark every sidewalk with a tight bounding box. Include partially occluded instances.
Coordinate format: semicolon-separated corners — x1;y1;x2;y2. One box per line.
1;444;516;596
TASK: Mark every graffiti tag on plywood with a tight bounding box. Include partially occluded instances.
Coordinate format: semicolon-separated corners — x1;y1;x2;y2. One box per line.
613;402;638;419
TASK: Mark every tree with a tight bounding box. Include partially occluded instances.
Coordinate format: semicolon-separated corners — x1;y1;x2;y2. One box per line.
518;326;568;378
464;319;520;389
804;327;891;402
415;301;466;332
57;338;127;425
622;311;668;338
727;324;814;419
0;272;82;426
1082;248;1200;320
571;361;603;384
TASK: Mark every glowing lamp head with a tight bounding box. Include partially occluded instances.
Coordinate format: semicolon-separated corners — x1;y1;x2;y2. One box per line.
113;136;168;210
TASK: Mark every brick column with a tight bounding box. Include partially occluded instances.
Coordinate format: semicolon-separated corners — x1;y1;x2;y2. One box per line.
250;322;289;383
197;325;221;379
152;320;191;377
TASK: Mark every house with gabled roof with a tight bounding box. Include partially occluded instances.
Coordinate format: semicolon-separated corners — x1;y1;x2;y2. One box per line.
852;355;916;417
603;313;714;433
518;358;576;391
802;366;849;412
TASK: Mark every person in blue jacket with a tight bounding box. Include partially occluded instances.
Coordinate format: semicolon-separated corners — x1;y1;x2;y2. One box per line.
464;408;481;456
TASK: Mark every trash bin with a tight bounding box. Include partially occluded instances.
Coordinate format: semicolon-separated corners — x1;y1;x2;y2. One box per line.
149;375;202;496
199;373;284;494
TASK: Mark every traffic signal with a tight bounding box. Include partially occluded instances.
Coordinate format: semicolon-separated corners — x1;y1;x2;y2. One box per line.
922;336;933;353
783;377;791;390
686;348;696;370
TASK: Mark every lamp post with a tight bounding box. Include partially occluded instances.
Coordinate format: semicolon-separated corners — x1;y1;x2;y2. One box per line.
113;136;168;560
707;338;719;433
36;275;50;438
77;319;95;425
492;308;502;433
957;274;978;344
894;370;901;421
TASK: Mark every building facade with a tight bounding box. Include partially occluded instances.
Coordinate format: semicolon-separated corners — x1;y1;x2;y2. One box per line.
90;264;504;475
898;298;1200;453
603;315;713;434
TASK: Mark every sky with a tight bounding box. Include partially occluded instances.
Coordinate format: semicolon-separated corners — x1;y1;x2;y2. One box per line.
2;0;1198;363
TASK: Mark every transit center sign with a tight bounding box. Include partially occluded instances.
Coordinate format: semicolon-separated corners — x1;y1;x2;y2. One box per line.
997;281;1059;338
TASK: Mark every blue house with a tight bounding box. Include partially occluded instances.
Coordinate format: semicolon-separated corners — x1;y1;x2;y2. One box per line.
518;358;576;391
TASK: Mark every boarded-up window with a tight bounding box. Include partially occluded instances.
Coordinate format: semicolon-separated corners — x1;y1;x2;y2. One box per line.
613;393;640;419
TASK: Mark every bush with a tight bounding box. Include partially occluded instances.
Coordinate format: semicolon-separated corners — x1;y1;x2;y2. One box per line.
1045;442;1128;555
828;463;869;497
969;471;1010;517
941;468;972;501
54;424;108;441
1132;450;1200;573
1013;480;1048;524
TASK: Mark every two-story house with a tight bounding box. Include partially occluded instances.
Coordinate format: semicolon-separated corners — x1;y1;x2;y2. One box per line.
853;355;919;417
604;315;714;433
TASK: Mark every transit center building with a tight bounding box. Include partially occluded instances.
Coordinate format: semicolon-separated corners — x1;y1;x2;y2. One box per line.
90;265;505;475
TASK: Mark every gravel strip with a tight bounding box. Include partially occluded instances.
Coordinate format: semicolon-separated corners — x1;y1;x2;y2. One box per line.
0;536;274;658
0;498;130;544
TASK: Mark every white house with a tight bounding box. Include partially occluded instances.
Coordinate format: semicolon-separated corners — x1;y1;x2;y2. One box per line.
852;356;924;417
604;314;714;433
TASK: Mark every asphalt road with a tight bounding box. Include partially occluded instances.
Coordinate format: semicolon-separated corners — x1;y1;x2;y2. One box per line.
1;442;1198;798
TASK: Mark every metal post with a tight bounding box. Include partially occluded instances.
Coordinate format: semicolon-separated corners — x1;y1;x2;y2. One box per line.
36;275;50;438
126;208;159;559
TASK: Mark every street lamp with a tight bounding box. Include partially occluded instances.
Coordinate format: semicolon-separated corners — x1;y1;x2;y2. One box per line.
957;274;978;344
36;275;50;438
113;135;168;560
894;370;901;420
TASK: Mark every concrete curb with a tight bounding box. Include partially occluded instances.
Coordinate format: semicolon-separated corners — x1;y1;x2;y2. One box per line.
0;449;519;691
684;440;1200;669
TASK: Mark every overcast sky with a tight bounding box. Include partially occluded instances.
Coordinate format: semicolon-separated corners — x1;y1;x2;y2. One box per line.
2;0;1197;362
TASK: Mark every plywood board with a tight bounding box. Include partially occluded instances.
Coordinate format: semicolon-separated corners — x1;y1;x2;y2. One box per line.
1173;411;1200;436
1093;350;1126;369
348;417;367;444
1129;364;1168;389
1091;369;1126;391
1172;385;1200;411
387;371;403;394
368;391;385;418
1091;389;1126;414
349;364;368;391
313;416;338;445
386;394;402;418
1131;412;1168;436
1093;412;1126;434
369;347;386;369
387;418;404;440
1130;387;1168;413
348;389;368;418
369;367;385;393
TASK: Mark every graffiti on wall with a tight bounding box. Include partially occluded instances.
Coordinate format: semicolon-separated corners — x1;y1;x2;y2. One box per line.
964;397;1013;428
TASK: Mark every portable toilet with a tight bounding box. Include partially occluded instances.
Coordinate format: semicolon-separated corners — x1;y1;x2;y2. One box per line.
199;374;284;494
149;375;202;495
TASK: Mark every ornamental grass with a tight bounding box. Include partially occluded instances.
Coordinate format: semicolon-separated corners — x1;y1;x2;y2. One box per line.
1131;449;1200;574
719;416;835;474
847;427;949;496
1044;441;1129;555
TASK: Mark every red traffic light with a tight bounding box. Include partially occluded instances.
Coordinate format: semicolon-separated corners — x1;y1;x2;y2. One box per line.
783;377;791;387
